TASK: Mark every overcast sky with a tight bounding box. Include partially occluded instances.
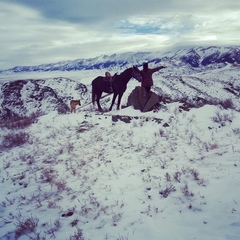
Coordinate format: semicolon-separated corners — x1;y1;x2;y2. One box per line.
1;0;239;69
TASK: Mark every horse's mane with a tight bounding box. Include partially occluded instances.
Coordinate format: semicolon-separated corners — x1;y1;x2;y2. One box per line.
117;67;132;77
99;67;132;79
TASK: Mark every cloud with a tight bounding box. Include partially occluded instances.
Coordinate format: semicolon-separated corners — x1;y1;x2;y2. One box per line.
5;0;238;24
0;0;240;69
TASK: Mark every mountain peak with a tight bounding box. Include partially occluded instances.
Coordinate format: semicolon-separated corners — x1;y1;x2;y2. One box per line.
1;46;240;74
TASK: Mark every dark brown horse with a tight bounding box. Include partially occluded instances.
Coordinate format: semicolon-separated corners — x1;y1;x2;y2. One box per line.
92;66;142;111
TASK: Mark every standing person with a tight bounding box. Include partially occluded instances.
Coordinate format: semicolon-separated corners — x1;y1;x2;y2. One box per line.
140;62;167;92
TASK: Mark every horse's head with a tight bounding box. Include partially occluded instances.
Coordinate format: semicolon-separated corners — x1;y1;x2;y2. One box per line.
132;65;142;82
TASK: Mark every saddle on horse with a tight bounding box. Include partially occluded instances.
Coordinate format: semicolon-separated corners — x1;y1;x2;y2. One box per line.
104;72;114;92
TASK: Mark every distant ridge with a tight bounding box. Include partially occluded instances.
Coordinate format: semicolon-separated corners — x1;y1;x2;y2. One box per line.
1;46;240;74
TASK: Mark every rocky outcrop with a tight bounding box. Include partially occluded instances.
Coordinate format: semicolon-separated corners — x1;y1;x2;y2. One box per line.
127;87;160;112
0;78;87;120
112;114;164;124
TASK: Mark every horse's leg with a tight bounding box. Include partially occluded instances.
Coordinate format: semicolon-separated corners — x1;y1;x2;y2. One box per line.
109;93;118;111
116;92;124;110
96;92;103;111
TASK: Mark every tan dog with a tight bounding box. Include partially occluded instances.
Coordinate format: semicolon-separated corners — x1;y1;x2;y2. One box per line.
70;100;81;113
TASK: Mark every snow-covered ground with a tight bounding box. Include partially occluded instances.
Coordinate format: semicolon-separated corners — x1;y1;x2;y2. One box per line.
1;64;240;240
1;94;240;239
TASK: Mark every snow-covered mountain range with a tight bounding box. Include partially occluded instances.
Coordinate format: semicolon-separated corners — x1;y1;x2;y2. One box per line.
1;46;240;73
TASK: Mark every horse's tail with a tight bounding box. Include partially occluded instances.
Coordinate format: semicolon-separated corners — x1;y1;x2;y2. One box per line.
92;84;96;106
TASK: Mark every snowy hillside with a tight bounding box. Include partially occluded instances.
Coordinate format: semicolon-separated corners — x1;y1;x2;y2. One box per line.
0;76;90;120
0;59;240;120
0;46;239;121
1;102;240;239
0;46;240;239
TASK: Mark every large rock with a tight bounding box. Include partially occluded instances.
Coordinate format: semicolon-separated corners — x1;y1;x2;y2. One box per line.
127;87;160;112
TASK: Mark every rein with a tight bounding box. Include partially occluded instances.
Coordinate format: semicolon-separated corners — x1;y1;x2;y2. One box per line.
78;93;112;109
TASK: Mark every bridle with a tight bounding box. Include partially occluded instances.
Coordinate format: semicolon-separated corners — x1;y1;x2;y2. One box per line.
132;66;142;82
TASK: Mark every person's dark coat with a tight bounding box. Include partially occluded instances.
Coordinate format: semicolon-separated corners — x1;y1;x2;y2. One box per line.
140;66;165;88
